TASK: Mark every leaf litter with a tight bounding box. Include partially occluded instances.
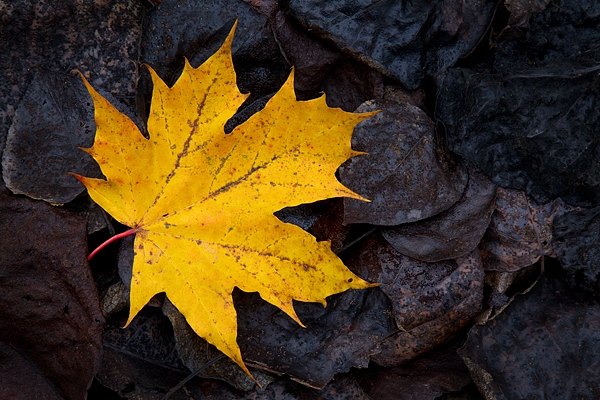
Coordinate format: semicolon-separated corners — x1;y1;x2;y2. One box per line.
4;0;600;397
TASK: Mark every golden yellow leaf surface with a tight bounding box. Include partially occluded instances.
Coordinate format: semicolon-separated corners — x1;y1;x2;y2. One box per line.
74;24;377;377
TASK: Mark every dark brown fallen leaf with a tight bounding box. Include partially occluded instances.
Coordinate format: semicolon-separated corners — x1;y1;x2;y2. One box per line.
0;0;143;157
287;0;498;89
437;48;600;206
340;99;468;226
272;10;341;100
553;206;600;291
459;274;600;399
479;187;575;272
356;338;472;400
0;188;104;400
0;341;63;400
236;287;395;389
309;198;350;254
504;0;551;28
162;299;274;391
2;69;102;204
345;234;484;367
382;167;497;262
320;58;385;112
97;307;190;400
186;374;370;399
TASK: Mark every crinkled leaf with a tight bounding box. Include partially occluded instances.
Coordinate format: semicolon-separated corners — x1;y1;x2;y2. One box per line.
437;49;600;207
358;339;472;400
97;307;190;399
186;373;370;399
161;299;273;391
0;0;142;156
236;288;395;388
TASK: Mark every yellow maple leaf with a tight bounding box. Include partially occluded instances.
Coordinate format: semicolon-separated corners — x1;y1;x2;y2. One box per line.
74;23;377;378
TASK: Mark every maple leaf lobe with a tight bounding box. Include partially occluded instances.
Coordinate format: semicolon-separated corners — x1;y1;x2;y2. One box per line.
75;22;377;380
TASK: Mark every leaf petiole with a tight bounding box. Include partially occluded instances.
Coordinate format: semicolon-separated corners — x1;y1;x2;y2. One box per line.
88;228;139;260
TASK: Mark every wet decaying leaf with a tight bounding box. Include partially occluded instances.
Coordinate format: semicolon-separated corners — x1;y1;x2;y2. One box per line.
187;374;370;400
0;0;143;155
494;0;600;74
287;0;498;90
504;0;551;28
162;299;274;391
553;206;600;291
236;288;395;389
346;234;484;367
382;167;497;262
437;0;600;206
438;53;600;207
319;59;385;112
97;307;189;399
271;10;341;100
309;199;350;254
274;201;330;233
1;69;102;204
0;341;63;400
479;187;575;272
340;100;467;226
356;339;472;400
0;189;104;400
138;0;288;128
459;274;600;399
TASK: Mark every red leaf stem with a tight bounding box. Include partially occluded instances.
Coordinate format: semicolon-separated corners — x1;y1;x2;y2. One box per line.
87;228;138;260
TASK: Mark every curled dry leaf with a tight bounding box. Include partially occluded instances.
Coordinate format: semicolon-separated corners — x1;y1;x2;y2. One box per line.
75;24;377;377
340;100;467;226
